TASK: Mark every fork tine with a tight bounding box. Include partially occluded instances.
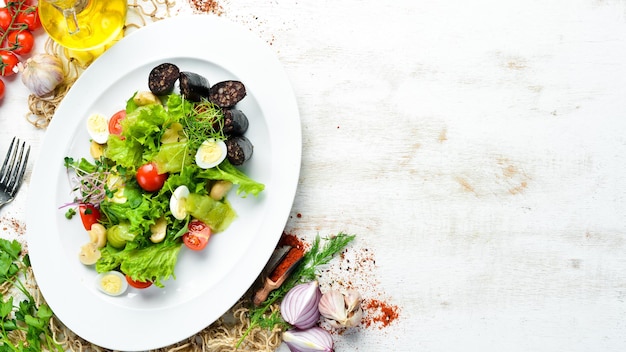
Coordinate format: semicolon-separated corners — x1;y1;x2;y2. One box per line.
8;143;30;196
0;137;16;185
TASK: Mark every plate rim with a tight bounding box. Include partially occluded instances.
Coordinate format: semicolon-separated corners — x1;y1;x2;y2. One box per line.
27;14;301;351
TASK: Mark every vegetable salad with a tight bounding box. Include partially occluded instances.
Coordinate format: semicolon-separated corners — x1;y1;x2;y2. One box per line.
64;87;264;289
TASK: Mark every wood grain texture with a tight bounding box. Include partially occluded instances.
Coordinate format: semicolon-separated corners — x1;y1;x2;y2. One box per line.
2;0;626;351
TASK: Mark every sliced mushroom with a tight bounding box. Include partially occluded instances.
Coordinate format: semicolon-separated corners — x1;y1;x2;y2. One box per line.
79;242;101;265
149;217;167;243
88;223;107;248
209;180;233;200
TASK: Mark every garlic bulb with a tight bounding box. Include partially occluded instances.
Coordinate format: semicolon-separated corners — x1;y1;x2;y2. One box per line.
281;280;322;329
21;54;64;98
318;289;363;328
283;327;334;352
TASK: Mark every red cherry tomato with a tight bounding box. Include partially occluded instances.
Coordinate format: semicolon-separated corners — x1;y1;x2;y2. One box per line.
0;79;5;100
108;110;125;135
6;30;34;55
15;6;40;31
0;51;18;76
125;275;153;289
0;8;11;31
136;162;168;192
182;219;211;251
79;203;101;230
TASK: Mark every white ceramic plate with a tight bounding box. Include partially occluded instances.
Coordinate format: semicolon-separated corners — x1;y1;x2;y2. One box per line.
27;15;301;351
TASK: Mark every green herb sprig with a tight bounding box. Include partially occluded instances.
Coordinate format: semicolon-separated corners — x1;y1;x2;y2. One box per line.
237;232;356;348
0;238;63;351
182;101;226;151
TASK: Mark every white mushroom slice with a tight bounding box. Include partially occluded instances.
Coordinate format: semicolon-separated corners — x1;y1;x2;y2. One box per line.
88;223;107;248
149;217;167;243
79;242;101;265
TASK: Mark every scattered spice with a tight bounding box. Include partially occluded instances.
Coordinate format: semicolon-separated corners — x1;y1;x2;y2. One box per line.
0;216;28;254
362;298;400;329
188;0;224;15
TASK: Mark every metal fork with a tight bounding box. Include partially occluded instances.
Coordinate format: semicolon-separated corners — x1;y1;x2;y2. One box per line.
0;137;31;209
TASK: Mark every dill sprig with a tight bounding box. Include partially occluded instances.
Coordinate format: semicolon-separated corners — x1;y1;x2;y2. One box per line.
237;232;356;348
182;100;226;151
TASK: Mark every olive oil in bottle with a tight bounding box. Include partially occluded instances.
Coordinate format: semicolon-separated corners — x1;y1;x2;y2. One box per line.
39;0;127;52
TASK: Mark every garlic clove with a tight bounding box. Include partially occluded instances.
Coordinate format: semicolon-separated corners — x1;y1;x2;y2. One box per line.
345;305;363;328
318;290;348;327
344;290;361;312
283;327;334;352
319;289;363;328
281;280;322;329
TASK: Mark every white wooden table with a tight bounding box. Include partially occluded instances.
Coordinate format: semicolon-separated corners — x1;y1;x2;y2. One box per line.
2;0;626;351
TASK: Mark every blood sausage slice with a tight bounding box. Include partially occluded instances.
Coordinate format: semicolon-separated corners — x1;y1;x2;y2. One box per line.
225;135;253;166
148;63;180;96
209;80;247;108
179;71;211;102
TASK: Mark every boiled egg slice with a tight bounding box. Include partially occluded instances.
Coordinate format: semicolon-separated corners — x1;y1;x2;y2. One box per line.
86;113;110;144
95;271;128;296
170;185;190;220
195;139;227;169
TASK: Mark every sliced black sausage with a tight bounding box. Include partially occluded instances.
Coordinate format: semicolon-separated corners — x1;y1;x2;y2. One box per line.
225;135;253;166
219;109;249;136
209;80;246;108
148;63;180;96
179;71;210;102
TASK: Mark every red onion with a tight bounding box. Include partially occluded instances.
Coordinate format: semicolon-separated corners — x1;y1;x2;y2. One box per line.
283;327;334;352
280;280;322;329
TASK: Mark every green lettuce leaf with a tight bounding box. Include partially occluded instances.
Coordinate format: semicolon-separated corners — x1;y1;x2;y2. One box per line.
97;241;182;288
198;160;265;197
152;141;191;174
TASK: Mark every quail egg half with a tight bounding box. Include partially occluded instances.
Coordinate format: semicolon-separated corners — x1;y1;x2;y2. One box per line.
170;185;190;220
86;113;110;144
95;271;128;296
195;139;227;169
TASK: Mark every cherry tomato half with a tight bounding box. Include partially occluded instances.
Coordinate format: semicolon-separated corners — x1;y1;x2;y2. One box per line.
79;203;101;230
182;219;211;251
108;110;126;135
0;79;5;100
7;30;34;55
16;6;40;31
136;162;168;192
125;275;153;289
0;51;19;76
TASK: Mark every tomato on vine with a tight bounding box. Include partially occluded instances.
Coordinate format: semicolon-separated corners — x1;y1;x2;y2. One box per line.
0;7;11;31
0;79;5;99
6;30;33;55
0;50;18;76
15;6;39;30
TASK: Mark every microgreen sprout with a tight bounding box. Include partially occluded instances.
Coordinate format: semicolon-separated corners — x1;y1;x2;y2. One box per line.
182;100;226;151
64;157;113;205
